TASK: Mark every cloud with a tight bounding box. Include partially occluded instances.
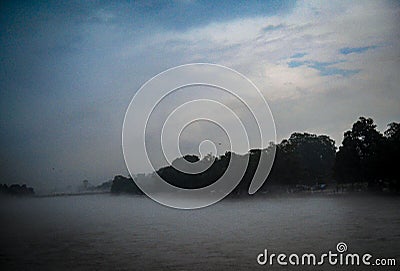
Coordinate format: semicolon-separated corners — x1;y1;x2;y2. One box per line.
151;0;400;144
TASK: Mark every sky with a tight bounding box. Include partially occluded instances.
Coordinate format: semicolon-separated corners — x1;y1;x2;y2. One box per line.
1;0;399;191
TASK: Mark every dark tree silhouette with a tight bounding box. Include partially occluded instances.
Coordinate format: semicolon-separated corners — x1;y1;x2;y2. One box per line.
382;122;400;191
111;117;399;195
110;175;144;195
267;133;336;186
334;117;393;189
0;184;35;196
148;132;336;194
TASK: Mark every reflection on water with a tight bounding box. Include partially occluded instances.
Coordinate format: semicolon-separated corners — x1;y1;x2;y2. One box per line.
1;195;399;270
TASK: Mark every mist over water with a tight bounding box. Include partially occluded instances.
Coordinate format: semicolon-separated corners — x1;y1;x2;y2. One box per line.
1;195;399;270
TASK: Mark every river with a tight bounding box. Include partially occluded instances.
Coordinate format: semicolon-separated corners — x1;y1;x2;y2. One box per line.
1;194;399;270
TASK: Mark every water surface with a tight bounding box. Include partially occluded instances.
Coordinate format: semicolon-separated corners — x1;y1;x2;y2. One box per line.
1;194;399;270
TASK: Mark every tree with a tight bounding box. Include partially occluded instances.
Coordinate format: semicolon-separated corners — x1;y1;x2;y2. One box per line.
267;133;336;185
110;175;143;194
334;117;384;186
288;133;336;183
382;122;400;190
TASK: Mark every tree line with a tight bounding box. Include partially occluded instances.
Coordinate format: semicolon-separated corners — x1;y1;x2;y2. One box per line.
111;117;399;195
0;184;35;196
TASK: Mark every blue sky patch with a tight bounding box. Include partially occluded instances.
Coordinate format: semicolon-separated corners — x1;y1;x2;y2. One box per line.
339;46;377;55
288;60;307;68
290;52;307;58
262;23;286;32
288;60;360;77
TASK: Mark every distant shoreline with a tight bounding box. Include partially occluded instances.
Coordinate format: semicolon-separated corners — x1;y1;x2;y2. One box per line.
2;185;398;200
34;191;110;198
